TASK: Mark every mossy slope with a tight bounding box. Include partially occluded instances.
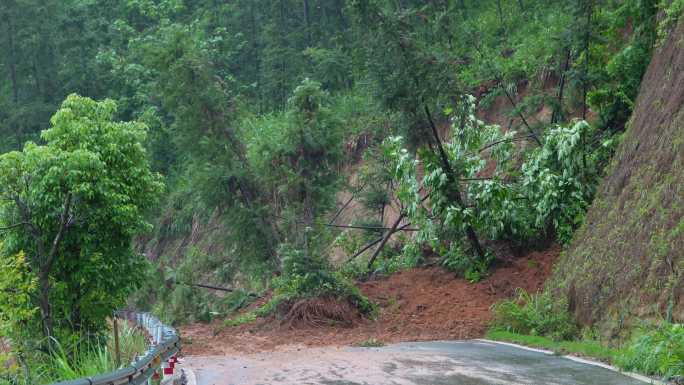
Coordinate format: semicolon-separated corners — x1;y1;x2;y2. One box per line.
550;18;684;339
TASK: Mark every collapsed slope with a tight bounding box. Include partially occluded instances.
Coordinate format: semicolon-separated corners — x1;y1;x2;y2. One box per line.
180;246;559;355
550;18;684;338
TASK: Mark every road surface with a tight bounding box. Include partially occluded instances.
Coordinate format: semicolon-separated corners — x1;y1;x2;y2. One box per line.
185;340;651;385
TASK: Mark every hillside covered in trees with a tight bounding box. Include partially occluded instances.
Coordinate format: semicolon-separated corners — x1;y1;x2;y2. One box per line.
1;0;684;384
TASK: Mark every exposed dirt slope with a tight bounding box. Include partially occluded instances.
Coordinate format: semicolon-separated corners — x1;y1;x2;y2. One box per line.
180;246;559;355
550;19;684;339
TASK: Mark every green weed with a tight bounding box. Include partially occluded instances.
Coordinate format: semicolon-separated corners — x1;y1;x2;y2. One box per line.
490;289;578;341
222;313;257;328
355;338;385;348
485;330;618;363
616;323;684;380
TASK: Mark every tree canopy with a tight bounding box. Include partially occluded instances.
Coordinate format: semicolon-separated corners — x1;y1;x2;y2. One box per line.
0;94;162;344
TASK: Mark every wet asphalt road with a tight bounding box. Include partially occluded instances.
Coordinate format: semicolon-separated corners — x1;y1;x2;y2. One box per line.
186;340;649;385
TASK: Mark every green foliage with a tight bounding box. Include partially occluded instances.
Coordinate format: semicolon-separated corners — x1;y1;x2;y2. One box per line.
0;2;672;375
258;243;375;317
369;238;421;276
441;247;494;283
248;79;345;227
44;320;147;383
658;0;684;41
584;0;658;131
0;251;37;348
485;330;618;363
223;313;257;328
382;96;610;278
0;94;163;342
1;319;147;385
617;323;684;380
490;289;578;341
355;338;385;348
520;121;602;243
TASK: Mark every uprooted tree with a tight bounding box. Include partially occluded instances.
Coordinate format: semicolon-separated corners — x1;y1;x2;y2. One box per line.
381;95;611;281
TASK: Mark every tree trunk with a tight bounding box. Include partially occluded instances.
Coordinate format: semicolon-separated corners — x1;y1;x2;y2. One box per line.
582;0;593;120
38;272;53;339
303;0;312;46
249;1;262;110
389;23;487;262
5;17;19;103
496;0;504;26
423;104;486;260
367;213;405;271
552;47;572;124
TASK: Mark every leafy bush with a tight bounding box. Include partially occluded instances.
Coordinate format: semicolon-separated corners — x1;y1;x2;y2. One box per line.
441;245;493;283
520;120;603;243
259;244;375;317
490;289;578;341
617;323;684;380
339;259;369;281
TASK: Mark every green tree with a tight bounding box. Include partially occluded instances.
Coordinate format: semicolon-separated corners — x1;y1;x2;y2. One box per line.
247;79;344;254
0;250;37;380
0;94;163;340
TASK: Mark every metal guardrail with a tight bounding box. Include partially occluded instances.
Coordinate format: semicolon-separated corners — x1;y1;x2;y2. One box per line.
49;312;181;385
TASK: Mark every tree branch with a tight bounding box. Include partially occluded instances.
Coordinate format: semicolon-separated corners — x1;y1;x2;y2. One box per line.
478;134;536;153
367;213;406;272
0;222;30;231
274;215;419;232
346;237;383;263
45;193;72;272
345;222;415;265
328;195;355;226
180;282;258;297
471;42;541;146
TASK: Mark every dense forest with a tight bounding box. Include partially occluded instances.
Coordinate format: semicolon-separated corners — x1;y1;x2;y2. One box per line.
1;0;683;384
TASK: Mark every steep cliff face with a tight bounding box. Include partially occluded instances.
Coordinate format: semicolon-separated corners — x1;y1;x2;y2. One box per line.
551;19;684;338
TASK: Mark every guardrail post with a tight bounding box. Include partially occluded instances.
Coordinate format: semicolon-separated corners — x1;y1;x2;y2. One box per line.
113;315;121;368
157;325;162;345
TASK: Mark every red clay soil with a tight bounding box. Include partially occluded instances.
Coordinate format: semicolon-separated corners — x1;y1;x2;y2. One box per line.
180;245;560;356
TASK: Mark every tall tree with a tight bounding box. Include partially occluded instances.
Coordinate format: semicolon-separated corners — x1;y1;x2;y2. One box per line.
0;95;163;339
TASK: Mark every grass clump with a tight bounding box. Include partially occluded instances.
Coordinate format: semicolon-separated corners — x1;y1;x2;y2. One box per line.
356;338;385;348
616;323;684;380
47;320;148;383
485;330;618;363
222;312;257;328
1;319;148;385
490;289;578;341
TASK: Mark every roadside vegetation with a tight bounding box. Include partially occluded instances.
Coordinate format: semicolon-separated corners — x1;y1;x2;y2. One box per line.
489;290;684;381
1;319;147;385
0;0;681;383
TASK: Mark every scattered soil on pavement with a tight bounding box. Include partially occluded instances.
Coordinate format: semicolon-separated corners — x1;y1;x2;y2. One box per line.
180;245;560;356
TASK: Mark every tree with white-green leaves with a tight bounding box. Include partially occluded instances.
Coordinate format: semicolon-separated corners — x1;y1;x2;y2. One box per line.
382;95;608;281
0;94;163;342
